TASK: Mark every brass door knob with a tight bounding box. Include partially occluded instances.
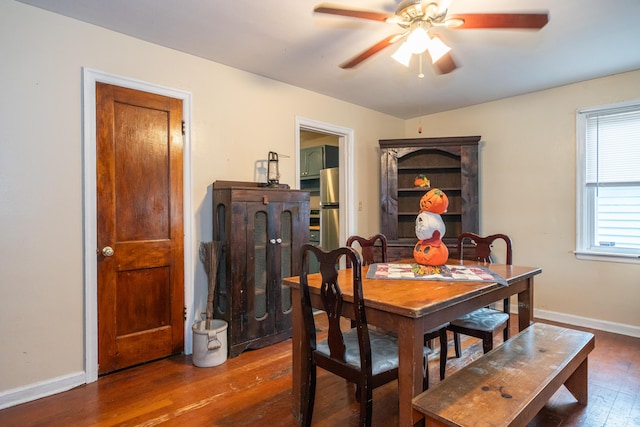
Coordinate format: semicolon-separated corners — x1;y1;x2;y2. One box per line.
101;246;114;257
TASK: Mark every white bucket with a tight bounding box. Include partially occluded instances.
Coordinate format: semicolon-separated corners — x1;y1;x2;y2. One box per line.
192;319;228;367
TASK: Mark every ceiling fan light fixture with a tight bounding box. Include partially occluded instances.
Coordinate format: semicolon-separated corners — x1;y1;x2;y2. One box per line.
391;42;413;67
406;24;430;54
427;35;451;63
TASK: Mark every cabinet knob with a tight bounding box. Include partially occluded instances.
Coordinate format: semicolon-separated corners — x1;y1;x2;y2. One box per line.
276;238;282;244
270;239;276;244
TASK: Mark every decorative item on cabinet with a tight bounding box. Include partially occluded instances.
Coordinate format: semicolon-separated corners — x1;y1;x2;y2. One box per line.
379;136;480;260
212;181;310;358
267;151;280;187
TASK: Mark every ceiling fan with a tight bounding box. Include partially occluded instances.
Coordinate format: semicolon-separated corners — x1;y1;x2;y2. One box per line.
314;0;549;75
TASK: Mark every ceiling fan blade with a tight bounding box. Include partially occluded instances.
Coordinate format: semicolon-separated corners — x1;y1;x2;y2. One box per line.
340;34;403;69
314;3;395;22
448;13;549;30
433;52;457;75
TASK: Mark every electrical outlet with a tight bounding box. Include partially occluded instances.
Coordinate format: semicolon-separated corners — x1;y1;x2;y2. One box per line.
358;201;363;211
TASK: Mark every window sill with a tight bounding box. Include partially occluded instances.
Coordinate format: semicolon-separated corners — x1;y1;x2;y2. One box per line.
574;250;640;264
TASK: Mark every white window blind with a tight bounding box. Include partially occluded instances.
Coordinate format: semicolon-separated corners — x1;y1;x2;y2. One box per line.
577;102;640;260
585;108;640;184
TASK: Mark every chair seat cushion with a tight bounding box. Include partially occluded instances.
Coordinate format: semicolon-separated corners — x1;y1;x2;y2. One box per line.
450;307;509;332
316;328;431;374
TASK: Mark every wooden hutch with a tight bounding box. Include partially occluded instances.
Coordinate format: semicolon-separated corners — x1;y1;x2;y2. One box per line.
379;136;480;260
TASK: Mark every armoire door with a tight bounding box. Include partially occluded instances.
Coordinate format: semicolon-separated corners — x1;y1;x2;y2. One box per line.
274;201;298;331
245;202;277;341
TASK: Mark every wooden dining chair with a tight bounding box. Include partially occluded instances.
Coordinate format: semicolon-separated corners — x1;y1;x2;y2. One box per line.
345;234;387;328
299;244;432;426
345;233;387;267
346;234;449;383
448;232;513;357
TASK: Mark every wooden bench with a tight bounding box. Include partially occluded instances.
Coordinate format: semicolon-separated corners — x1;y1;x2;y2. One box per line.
412;322;595;426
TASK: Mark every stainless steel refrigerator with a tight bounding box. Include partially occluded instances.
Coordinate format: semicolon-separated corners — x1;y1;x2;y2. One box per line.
319;167;340;251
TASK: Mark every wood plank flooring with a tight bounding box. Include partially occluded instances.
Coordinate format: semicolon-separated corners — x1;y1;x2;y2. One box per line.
1;316;639;426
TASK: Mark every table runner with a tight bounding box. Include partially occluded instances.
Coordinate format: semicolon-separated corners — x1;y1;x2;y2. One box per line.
366;263;508;286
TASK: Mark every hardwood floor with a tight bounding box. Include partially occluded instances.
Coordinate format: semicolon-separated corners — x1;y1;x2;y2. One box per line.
1;317;639;426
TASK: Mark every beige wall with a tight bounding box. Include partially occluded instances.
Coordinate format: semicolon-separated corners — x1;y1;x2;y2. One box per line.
405;69;640;333
0;1;402;396
1;0;638;406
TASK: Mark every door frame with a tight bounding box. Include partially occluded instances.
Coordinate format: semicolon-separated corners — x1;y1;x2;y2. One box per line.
294;116;354;246
82;68;194;383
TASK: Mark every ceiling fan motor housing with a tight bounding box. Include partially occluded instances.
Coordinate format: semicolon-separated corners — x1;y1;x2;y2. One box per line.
395;0;445;27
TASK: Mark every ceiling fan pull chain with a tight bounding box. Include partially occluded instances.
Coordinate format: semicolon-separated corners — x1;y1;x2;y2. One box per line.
418;61;424;134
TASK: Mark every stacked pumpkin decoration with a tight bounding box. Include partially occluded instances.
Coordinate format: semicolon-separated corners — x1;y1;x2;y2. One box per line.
413;188;449;266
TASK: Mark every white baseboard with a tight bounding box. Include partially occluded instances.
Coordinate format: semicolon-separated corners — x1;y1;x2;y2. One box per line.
0;371;85;410
507;304;640;338
534;308;640;338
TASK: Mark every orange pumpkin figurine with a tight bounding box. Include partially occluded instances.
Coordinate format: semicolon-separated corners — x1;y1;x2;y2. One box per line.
419;188;449;214
413;231;449;266
413;174;430;188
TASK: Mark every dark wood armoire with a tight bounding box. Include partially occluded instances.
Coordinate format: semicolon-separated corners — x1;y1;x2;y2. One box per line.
212;181;310;358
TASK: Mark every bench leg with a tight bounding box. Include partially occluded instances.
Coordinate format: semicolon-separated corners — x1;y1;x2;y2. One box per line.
564;358;588;404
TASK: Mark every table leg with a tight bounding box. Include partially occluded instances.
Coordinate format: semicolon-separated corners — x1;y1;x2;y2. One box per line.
397;317;424;427
517;277;534;331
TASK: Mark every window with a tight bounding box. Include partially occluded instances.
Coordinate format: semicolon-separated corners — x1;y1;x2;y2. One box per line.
576;100;640;262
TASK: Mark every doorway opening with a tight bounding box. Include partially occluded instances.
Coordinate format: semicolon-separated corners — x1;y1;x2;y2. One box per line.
295;117;354;252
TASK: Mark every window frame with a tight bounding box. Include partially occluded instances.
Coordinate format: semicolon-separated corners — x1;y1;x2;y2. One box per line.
576;99;640;264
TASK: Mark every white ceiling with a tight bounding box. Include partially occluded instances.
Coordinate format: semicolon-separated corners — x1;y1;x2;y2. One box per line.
18;0;640;119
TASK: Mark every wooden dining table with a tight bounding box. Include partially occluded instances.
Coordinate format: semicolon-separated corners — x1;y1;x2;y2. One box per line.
283;259;542;427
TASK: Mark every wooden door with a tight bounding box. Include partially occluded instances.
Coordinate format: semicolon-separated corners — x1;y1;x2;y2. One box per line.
96;83;184;374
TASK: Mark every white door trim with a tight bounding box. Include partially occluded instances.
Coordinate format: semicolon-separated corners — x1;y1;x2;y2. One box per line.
82;68;194;383
294;116;354;245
